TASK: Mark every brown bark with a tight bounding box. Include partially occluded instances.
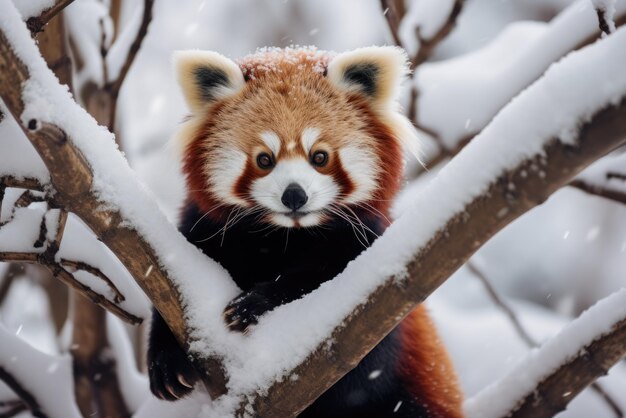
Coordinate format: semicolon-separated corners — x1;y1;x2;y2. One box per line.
509;317;626;418
71;296;130;418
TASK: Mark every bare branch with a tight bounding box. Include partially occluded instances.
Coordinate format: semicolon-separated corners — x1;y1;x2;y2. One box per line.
0;176;46;192
0;400;27;418
0;367;47;418
467;262;537;346
105;0;154;129
595;7;615;35
61;258;126;303
379;0;404;47
570;179;626;205
25;0;75;34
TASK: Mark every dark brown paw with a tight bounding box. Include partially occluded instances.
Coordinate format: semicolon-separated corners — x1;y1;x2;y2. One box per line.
223;290;274;333
148;344;199;401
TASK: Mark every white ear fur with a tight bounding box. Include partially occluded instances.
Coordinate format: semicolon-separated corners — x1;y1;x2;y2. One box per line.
174;50;245;112
327;46;409;110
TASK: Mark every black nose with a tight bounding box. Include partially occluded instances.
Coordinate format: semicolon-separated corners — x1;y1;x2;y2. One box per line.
281;183;308;211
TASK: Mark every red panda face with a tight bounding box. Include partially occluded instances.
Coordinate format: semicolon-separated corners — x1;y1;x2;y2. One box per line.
175;47;417;228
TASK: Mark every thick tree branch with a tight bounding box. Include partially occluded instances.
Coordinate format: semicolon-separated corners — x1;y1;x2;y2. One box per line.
245;95;626;416
465;289;626;418
25;0;75;34
468;262;624;417
508;317;626;418
0;25;226;396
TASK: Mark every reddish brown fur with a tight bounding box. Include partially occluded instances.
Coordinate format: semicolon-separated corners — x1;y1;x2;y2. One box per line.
398;306;464;417
181;49;462;416
183;49;404;224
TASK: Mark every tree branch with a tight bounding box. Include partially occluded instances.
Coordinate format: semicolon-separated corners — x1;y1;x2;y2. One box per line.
465;290;626;418
414;9;626;175
25;0;75;34
0;22;226;396
570;179;626;205
107;0;154;99
468;261;624;417
0;368;47;418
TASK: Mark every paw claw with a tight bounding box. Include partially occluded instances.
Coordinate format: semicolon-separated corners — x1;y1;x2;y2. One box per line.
178;374;193;389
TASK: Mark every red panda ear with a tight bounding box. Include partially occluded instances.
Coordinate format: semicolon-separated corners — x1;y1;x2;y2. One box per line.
327;46;409;111
174;50;245;112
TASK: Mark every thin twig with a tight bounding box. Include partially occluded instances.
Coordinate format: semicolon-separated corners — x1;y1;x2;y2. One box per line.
0;367;47;418
0;402;27;418
26;0;75;34
60;258;125;303
467;262;536;346
570;179;626;205
0;176;46;192
107;0;154;95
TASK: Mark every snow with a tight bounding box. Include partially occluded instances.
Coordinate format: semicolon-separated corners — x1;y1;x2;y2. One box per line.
415;0;626;149
56;214;151;319
0;206;46;253
0;323;82;418
0;101;49;184
10;0;55;20
398;0;457;56
464;288;626;417
106;314;149;411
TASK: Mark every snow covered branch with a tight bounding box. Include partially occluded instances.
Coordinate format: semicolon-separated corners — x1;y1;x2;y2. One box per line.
465;289;626;418
0;3;227;397
414;0;626;171
25;0;75;34
238;26;626;416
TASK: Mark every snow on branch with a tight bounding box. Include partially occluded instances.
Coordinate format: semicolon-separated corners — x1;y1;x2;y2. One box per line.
465;289;626;418
0;0;230;397
0;180;143;324
0;324;82;418
571;151;626;205
232;25;626;417
415;0;626;168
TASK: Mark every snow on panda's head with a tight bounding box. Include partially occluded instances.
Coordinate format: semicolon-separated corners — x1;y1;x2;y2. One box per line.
174;47;417;228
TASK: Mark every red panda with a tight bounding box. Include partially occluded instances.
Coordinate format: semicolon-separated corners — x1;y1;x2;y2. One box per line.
147;46;464;418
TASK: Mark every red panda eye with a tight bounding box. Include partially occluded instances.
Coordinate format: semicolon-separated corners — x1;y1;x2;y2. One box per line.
257;153;274;169
311;151;328;167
